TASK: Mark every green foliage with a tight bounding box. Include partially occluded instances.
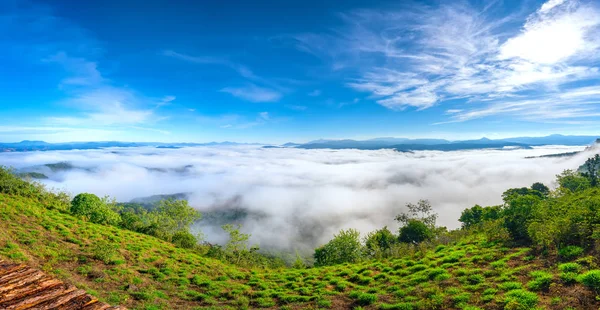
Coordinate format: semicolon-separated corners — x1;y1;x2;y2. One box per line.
364;226;396;258
71;193;121;226
581;154;600;187
579;270;600;293
91;240;119;264
172;230;198;249
503;289;539;310
155;199;202;234
559;246;584;260
314;229;363;266
527;271;552;291
502;193;541;243
558;262;581;273
395;199;437;227
398;220;433;244
556;170;591;193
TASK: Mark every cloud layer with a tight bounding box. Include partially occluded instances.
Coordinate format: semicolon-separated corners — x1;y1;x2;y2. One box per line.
294;0;600;122
0;146;593;251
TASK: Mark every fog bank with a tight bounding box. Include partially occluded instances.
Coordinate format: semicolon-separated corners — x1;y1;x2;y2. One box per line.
0;145;591;251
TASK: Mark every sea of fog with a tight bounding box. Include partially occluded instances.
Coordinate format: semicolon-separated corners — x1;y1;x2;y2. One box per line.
0;145;593;251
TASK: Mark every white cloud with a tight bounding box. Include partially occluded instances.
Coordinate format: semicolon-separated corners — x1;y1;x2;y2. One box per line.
499;1;600;64
295;0;600;121
1;145;592;251
221;84;283;102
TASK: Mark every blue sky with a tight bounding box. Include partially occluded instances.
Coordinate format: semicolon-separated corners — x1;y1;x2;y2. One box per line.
1;0;600;143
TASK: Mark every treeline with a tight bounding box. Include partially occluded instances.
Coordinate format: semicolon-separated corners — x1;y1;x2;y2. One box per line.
313;199;457;266
313;154;600;266
0;166;286;268
459;154;600;257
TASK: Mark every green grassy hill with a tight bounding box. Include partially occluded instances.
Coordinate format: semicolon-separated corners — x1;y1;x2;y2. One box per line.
1;192;600;310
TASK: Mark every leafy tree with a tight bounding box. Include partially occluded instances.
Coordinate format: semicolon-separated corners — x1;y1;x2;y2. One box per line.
314;229;362;266
398;220;433;244
556;170;590;193
222;224;251;264
71;193;120;226
155;199;202;233
364;226;396;258
459;205;484;229
531;182;550;197
395;199;437;227
581;154;600;187
460;205;504;229
503;194;542;243
172;230;198;249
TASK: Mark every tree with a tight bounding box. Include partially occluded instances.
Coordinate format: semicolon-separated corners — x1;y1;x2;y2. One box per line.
503;194;542;243
71;193;120;226
581;155;600;187
399;220;433;244
395;199;437;227
364;226;396;258
531;182;550;197
222;224;251;264
459;205;484;229
172;230;198;249
314;229;362;266
556;170;591;193
155;199;202;234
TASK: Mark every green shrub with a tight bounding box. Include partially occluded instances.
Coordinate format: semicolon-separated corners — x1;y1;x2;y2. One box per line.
558;262;581;273
498;282;522;291
503;289;539;310
527;271;552;291
91;241;119;264
356;293;377;305
558;246;584;260
579;270;600;293
171;230;198;249
71;193;120;226
560;271;578;284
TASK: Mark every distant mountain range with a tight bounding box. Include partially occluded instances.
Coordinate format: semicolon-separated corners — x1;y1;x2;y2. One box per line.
0;140;257;152
1;134;598;153
284;134;599;151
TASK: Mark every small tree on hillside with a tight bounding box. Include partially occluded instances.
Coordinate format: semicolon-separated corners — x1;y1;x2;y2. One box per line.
314;228;362;266
71;193;120;226
395;199;437;227
399;220;434;244
364;226;396;258
395;200;437;244
222;224;251;264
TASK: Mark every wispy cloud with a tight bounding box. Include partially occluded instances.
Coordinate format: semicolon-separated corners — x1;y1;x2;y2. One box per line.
220;84;283;103
292;0;600;121
163;50;286;102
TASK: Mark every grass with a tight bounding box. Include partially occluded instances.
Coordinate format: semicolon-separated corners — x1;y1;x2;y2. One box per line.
1;193;599;309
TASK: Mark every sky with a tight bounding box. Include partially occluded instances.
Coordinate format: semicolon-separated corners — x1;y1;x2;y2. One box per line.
1;0;600;143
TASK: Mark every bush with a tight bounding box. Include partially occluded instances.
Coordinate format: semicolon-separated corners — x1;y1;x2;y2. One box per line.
558;262;581;273
71;193;120;226
91;241;119;264
558;246;584;260
171;230;198;249
579;270;600;293
314;229;363;266
503;289;539;310
356;293;377;305
398;220;433;244
527;273;552;291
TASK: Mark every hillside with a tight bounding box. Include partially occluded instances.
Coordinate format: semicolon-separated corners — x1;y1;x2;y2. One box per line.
1;164;600;309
